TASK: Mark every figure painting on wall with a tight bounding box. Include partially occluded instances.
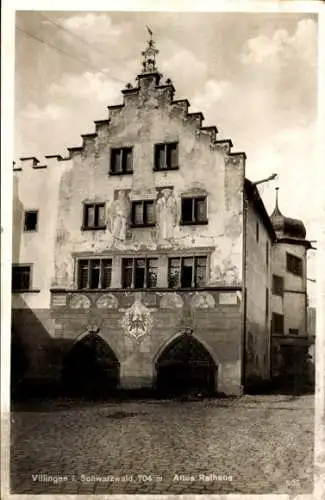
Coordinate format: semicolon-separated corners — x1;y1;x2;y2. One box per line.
109;190;130;241
156;188;178;242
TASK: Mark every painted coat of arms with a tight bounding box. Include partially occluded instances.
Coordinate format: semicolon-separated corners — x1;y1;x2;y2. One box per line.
120;298;154;339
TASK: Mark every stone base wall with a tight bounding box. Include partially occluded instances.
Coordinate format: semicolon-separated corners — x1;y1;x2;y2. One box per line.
12;289;244;396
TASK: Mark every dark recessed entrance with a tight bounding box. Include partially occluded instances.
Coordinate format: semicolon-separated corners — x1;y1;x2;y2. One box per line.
62;334;120;399
155;335;217;397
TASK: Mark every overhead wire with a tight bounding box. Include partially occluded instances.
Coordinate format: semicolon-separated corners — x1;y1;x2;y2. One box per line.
15;25;126;84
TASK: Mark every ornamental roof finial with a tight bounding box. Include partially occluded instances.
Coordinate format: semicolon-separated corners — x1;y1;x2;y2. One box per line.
141;26;159;74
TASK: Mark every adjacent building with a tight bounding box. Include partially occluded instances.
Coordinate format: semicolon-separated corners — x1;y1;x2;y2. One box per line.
11;36;313;397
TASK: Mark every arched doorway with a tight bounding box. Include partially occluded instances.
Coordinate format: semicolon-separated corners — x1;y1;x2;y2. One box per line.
62;334;120;399
155;334;217;397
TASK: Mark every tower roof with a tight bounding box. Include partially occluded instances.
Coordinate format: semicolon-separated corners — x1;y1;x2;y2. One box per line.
270;187;306;239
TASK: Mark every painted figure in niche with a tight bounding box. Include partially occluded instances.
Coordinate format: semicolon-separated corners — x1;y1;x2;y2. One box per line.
156;188;178;241
109;190;129;241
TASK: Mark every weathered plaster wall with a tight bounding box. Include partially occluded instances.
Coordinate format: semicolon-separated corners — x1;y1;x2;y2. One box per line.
12;158;72;310
245;200;272;382
53;75;245;290
271;242;307;334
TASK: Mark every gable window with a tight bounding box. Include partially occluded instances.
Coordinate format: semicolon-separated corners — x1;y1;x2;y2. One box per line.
122;258;158;288
12;265;31;291
168;256;207;288
131;200;155;227
77;258;112;289
272;313;284;334
154;142;178;171
24;210;38;232
82;203;106;230
286;253;303;277
110;147;133;175
272;275;284;297
181;196;207;225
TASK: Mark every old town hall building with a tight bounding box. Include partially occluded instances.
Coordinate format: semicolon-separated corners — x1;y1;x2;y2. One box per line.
11;35;313;398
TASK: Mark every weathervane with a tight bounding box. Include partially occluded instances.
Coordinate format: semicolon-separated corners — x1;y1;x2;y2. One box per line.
141;25;159;73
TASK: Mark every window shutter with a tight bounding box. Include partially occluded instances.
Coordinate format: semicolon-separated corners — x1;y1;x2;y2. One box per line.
196;198;207;221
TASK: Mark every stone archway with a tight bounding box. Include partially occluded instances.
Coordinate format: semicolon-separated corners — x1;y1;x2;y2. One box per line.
62;333;120;399
154;333;217;397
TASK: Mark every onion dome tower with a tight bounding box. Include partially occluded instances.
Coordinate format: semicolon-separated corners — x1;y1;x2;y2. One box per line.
270;187;309;245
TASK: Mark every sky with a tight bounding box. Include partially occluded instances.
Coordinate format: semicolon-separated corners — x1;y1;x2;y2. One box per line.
14;10;319;302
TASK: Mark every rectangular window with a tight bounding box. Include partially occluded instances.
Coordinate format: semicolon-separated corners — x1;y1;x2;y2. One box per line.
12;265;31;291
24;210;38;232
266;241;269;267
286;253;303;277
131;201;155;227
256;222;259;243
83;203;106;230
122;258;158;289
289;328;299;335
272;313;284;334
154;142;178;170
181;197;207;225
168;256;207;288
110;147;133;174
272;275;284;296
77;258;112;289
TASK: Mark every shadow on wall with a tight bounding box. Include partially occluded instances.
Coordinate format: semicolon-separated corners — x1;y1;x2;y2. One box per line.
11;296;72;400
12;174;23;264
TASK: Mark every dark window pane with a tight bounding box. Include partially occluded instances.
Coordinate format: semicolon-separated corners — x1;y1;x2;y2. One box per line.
266;241;269;267
147;259;158;288
181;198;194;223
155;144;165;170
86;205;96;227
168;258;181;288
167;143;178;168
97;204;106;227
101;260;112;288
24;211;38;231
181;258;194;288
132;202;143;225
272;275;284;296
272;313;284;334
144;201;155;224
196;198;207;221
111;149;122;173
12;266;31;290
89;260;100;289
123;148;133;172
122;259;133;288
256;222;259;242
134;267;145;288
265;288;269;318
78;260;89;289
195;257;207;286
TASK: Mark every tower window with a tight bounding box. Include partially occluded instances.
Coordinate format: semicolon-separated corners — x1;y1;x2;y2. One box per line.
272;275;284;297
24;210;38;232
286;253;303;277
154;142;178;171
272;313;284;334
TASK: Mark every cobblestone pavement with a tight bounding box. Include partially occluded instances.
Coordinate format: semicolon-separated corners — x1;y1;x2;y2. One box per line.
10;394;314;495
